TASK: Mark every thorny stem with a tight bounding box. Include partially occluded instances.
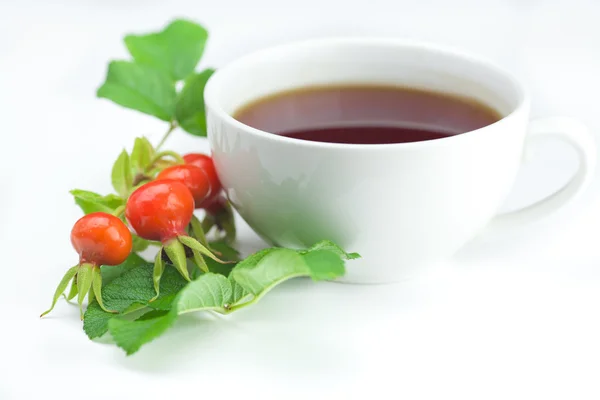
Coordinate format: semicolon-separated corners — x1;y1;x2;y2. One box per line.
155;121;178;152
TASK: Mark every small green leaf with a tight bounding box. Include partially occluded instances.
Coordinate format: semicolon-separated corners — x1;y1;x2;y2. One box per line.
175;69;214;136
233;248;276;270
97;60;176;121
136;309;170;320
229;276;252;306
177;273;231;314
83;263;187;339
228;244;349;308
205;240;240;276
130;137;155;173
108;273;231;355
83;302;115;339
124;19;209;81
209;241;240;261
132;235;150;253
111;150;133;198
231;249;307;296
301;250;345;281
70;189;124;215
302;240;361;260
109;310;178;356
101;253;147;285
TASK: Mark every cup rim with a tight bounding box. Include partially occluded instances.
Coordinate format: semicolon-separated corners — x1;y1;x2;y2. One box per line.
204;37;530;150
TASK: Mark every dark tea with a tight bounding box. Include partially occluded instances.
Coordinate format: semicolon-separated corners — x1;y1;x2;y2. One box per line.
233;85;502;144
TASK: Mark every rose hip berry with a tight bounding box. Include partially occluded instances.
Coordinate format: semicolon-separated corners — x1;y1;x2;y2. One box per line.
125;179;226;300
41;212;132;319
156;164;210;206
183;153;222;206
125;179;195;243
71;212;132;266
204;194;228;216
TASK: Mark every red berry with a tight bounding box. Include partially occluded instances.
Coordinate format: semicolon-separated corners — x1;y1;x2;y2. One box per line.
126;180;195;243
204;194;228;216
156;164;210;205
183;153;222;205
70;212;132;266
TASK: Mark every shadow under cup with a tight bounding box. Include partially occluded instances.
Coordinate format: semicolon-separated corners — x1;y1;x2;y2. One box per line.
204;39;527;283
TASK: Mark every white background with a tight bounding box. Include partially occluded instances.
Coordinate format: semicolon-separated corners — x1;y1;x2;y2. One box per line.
1;0;600;398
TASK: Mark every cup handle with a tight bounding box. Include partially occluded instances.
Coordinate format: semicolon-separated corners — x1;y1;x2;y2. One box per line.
490;116;596;229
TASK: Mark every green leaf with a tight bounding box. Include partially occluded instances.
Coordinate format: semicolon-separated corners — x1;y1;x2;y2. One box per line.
301;250;345;281
232;247;274;270
124;19;209;81
108;273;230;355
83;263;187;339
176;273;231;314
111;150;133;198
230;249;308;296
130;137;155;173
136;309;170;320
302;240;361;260
101;253;147;285
97;60;176;121
209;241;240;261
131;235;150;253
228;244;349;307
205;240;240;276
83;301;115;339
70;189;124;215
175;69;214;136
102;264;186;311
109;310;178;356
229;276;252;306
85;240;357;354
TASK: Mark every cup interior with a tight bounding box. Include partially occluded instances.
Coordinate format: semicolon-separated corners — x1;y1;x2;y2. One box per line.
204;38;526;136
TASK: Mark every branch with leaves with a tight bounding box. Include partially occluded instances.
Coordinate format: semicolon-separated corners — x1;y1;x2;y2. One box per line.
40;19;360;356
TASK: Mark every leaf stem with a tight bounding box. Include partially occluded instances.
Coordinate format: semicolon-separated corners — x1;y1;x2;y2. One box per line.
112;205;125;218
145;151;185;175
154;151;185;165
155;121;178;152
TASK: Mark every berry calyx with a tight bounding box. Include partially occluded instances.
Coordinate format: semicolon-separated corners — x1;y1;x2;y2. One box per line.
41;212;132;319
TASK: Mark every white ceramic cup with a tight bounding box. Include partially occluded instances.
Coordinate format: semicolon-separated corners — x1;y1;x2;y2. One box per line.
204;38;596;283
